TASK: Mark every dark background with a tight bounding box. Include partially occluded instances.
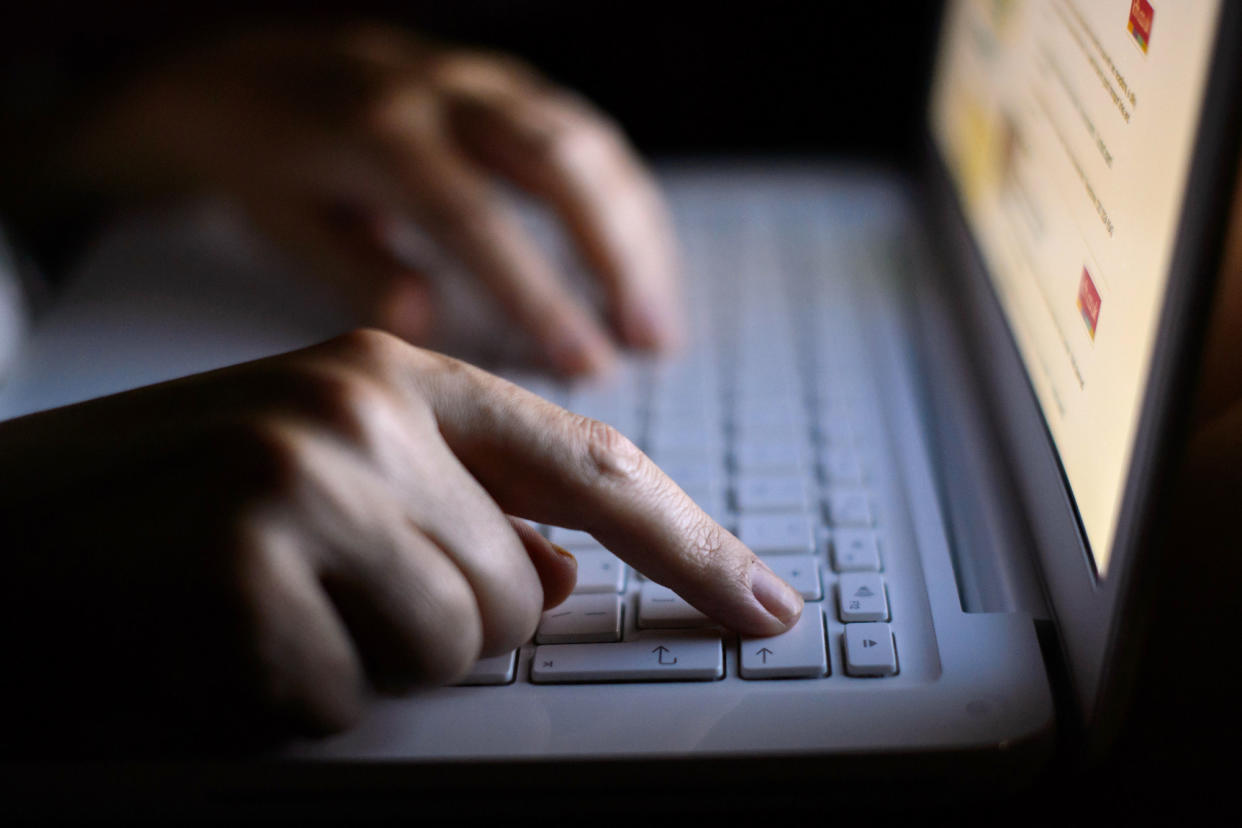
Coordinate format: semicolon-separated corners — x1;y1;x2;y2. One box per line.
403;0;945;159
4;0;946;159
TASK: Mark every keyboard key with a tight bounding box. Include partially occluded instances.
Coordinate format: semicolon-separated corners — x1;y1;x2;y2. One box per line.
650;401;721;427
638;583;711;628
816;420;856;447
735;371;798;394
651;370;718;403
530;633;724;682
818;400;854;424
649;444;721;467
736;375;799;400
648;427;723;457
573;550;628;594
732;405;808;430
843;623;898;677
457;650;516;686
735;474;808;512
732;423;806;448
536;594;624;644
819;446;863;485
807;379;857;403
826;491;873;526
758;554;822;600
737;513;815;555
832;529;883;572
740;607;828;679
837;572;889;622
733;442;804;473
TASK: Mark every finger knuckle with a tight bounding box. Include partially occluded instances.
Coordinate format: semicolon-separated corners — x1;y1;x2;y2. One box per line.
326;327;444;395
288;364;398;448
573;416;646;488
213;418;310;498
330;327;412;370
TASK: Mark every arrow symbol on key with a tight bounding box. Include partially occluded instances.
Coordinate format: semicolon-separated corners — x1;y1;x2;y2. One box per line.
756;647;774;664
652;646;678;665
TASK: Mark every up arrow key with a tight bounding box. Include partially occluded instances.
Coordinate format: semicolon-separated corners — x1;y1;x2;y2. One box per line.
739;608;827;679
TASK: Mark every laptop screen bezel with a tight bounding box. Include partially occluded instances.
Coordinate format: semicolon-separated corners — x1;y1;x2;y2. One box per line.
920;3;1242;741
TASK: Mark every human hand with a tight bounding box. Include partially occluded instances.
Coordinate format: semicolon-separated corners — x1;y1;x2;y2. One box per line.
0;330;799;754
59;24;681;376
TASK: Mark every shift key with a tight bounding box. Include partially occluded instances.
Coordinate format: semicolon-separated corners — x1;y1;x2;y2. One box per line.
531;632;724;683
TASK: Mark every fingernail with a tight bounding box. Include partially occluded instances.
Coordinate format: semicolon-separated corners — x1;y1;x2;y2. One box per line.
550;543;577;564
749;560;803;627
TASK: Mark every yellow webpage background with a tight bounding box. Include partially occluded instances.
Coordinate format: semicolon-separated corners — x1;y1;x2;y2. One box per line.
931;0;1220;575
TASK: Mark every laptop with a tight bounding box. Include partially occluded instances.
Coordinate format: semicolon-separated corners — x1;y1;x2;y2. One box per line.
1;0;1238;809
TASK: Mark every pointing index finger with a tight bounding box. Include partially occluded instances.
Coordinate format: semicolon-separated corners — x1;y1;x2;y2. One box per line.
413;353;803;636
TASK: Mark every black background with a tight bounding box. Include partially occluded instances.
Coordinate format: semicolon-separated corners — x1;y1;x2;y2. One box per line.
401;0;945;159
4;0;945;159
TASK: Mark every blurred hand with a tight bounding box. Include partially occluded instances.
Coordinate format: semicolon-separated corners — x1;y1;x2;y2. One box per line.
61;24;682;375
0;329;800;753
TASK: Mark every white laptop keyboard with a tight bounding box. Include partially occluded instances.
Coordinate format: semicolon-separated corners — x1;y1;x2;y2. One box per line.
471;179;918;687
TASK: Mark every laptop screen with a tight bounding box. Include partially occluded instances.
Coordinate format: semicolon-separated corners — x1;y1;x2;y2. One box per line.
930;0;1221;576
